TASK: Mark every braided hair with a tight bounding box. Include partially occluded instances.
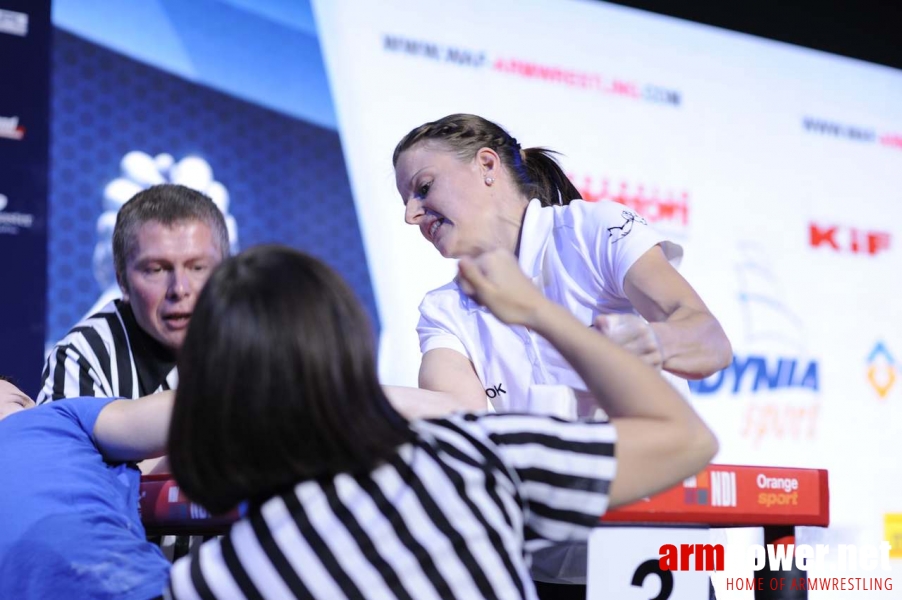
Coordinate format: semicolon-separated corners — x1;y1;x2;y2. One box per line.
392;114;581;207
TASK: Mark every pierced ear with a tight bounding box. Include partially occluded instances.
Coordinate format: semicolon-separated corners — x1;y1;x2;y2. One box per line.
476;147;499;181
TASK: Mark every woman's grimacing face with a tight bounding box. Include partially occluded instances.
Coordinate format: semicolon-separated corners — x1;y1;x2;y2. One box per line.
396;144;498;259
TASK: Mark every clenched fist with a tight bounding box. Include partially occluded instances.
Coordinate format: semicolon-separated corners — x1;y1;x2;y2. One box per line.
457;250;548;327
593;313;663;369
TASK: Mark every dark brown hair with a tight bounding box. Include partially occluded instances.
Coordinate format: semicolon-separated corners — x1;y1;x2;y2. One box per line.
168;245;411;514
393;113;582;206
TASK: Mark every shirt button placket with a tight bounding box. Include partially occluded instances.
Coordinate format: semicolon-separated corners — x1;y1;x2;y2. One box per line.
522;327;549;385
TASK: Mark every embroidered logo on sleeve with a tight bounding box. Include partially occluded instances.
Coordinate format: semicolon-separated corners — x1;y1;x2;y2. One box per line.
607;210;648;243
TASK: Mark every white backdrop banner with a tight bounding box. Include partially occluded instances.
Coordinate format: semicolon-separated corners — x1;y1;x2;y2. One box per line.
312;1;902;595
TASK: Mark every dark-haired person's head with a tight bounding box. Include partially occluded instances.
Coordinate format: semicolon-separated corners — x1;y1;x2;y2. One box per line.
0;376;35;422
168;245;411;515
113;184;230;351
393;113;581;258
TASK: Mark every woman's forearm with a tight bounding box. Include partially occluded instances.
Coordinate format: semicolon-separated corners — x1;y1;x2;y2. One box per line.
651;306;733;379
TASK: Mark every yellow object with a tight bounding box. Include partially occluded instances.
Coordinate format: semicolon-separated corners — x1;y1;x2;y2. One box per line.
885;514;902;559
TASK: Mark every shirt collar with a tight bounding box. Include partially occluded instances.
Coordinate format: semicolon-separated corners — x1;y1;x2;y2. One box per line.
517;198;553;279
459;198;551;313
116;300;177;395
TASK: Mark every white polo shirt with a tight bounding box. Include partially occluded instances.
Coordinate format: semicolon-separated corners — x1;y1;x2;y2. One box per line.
418;198;684;417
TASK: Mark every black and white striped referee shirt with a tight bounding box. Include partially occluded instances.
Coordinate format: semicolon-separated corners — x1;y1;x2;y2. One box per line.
38;300;178;403
167;412;616;600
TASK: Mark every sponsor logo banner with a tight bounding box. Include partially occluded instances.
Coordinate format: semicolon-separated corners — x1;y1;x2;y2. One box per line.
885;514;902;559
0;115;26;140
573;175;690;234
604;465;828;526
0;8;28;37
809;222;891;256
683;470;738;508
867;342;896;399
690;355;819;395
692;243;821;446
383;33;682;107
0;193;36;235
803;117;902;152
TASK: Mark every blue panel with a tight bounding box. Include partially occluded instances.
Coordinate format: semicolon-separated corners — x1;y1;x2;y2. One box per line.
215;0;318;35
48;30;377;348
0;1;51;397
52;0;335;128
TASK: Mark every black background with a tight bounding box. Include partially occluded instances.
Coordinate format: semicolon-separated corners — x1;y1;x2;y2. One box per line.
603;0;902;72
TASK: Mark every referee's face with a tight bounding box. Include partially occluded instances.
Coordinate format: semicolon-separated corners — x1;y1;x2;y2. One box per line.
121;219;225;351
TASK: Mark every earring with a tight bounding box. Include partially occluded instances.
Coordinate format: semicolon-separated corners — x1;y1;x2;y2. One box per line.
485;176;494;185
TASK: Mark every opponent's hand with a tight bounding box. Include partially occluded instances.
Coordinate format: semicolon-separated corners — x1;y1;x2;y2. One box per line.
458;249;548;327
594;313;664;369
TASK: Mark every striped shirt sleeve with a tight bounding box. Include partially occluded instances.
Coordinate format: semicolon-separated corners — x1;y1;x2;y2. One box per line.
37;336;110;404
464;412;616;543
37;305;129;404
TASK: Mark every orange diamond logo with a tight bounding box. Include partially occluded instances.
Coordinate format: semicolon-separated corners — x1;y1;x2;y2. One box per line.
867;342;896;399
